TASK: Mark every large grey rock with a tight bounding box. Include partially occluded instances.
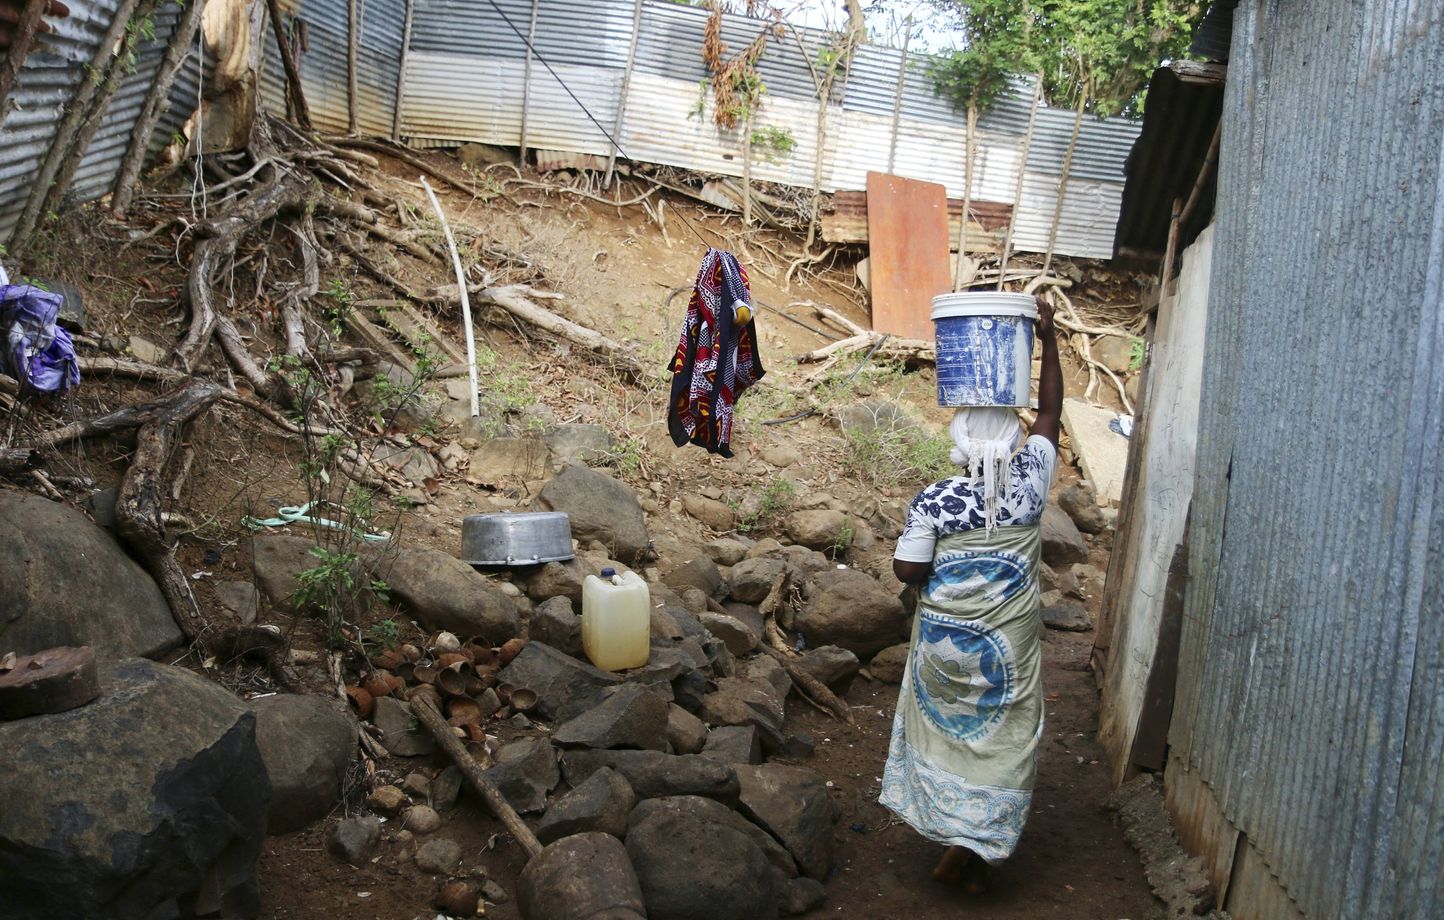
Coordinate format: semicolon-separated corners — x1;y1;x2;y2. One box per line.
662;554;726;598
483;737;559;814
1041;505;1090;565
798;645;860;693
534;766;636;843
529;595;584;656
700;725;762;765
728;556;786;604
215;581;261;624
468;436;551;481
735;764;839;881
500;641;621;722
250;694;355;834
0;492;181;661
519;833;646;920
372;696;435;757
627;803;783;920
0;659;270;920
562;749;739;804
706;538;749;566
543;423;616;467
1058;482;1108;534
784;510;850;552
665;703;709;755
554;684;670;751
867;643;910;684
683;495;736;531
745;655;792;702
534;465;649;563
375;442;442;484
373;545;519;643
794;567;905;658
327;817;381;865
628;796;797;879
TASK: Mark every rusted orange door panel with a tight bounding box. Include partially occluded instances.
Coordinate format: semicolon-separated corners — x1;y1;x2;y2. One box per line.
866;171;951;342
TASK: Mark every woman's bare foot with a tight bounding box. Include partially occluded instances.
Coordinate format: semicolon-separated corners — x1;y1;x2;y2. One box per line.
932;847;989;894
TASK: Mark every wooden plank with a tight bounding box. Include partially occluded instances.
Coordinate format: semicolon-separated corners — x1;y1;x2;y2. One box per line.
1128;532;1188;773
823;188;1010;247
865;172;951;342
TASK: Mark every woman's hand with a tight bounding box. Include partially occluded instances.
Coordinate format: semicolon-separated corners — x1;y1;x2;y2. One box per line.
1035;296;1056;338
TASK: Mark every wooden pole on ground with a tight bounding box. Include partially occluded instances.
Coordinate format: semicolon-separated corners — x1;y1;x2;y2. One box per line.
419;176;480;419
346;0;359;134
411;694;544;859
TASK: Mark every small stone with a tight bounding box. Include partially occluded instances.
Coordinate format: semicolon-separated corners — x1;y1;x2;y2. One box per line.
327;816;381;865
367;784;408;815
735;763;839;880
1041;505;1090;565
519;833;646;920
664;555;726;599
483;737;559;814
665;703;709;755
680;587;708;614
1059;482;1108;534
700;725;762;766
785;510;849;552
431;766;463;812
401;772;432;798
553;684;670;752
745;655;792;703
1042;601;1093;632
401;804;442;835
777;733;816;760
682;495;736;531
698;611;759;657
561;749;740;804
533;766;636;844
525;559;587;608
414;837;462;874
728;557;786;605
529;595;584;656
127;335;167;365
867;643;910;683
798;646;860;693
705;538;749;566
372;696;435;757
214;582;259;624
761;445;803;468
782;877;827;916
435;878;484;916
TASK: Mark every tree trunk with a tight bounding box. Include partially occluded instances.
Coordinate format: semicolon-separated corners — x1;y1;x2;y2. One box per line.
996;74;1043;290
953;103;978;290
112;0;210;218
8;0;146;259
0;0;51;122
346;0;359;134
1041;84;1088;275
265;0;311;129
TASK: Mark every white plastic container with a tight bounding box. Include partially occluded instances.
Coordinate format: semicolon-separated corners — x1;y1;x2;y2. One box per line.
931;291;1037;407
581;568;651;672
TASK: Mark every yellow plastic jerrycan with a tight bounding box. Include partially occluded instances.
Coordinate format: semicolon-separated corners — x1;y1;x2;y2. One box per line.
581;567;651;672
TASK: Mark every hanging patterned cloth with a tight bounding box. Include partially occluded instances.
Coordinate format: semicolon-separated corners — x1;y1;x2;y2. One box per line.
667;249;765;457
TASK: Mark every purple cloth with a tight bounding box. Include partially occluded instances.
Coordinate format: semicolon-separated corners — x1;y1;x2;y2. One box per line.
0;283;80;393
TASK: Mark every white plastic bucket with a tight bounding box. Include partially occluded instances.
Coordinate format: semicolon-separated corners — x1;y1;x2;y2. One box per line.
931;292;1037;407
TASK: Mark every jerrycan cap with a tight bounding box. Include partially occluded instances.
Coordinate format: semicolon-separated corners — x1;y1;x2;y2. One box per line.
601;567;616;578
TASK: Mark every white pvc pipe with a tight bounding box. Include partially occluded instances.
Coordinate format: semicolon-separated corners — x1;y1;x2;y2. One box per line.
419;176;480;418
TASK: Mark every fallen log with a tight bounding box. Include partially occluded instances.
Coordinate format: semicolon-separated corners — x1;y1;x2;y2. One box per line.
410;693;545;860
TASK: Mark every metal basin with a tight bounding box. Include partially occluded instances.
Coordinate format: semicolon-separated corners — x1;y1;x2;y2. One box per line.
462;512;574;566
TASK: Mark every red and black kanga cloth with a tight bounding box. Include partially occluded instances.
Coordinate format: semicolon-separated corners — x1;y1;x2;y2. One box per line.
667;249;765;457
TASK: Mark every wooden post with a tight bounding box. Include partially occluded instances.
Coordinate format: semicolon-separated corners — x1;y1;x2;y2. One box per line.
741;109;754;226
390;0;414;141
419;176;480;419
266;0;311;129
952;103;978;290
346;0;359;134
518;0;540;160
0;0;50;122
995;73;1043;290
885;17;911;174
603;0;643;188
112;0;210;217
1041;84;1088;275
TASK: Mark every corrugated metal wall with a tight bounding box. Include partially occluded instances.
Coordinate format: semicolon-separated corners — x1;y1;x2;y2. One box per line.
1169;2;1444;919
0;1;213;243
399;0;1140;259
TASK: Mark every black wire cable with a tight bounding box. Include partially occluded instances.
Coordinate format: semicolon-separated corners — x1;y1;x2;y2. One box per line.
485;0;632;159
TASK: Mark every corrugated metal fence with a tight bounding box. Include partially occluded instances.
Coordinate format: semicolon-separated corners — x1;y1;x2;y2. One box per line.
1169;2;1444;918
399;0;1140;259
0;0;205;241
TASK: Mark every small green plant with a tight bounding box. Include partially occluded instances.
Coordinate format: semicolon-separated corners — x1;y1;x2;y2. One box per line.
291;546;377;649
364;617;401;652
832;524;855;556
1128;336;1147;371
750;124;795;162
603;436;647;479
734;478;796;533
323;278;355;340
843;425;955;492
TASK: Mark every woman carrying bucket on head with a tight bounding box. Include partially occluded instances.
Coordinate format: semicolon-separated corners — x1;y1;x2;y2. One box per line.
881;292;1062;894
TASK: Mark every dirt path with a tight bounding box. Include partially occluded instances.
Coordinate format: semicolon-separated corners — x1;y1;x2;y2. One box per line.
798;628;1160;920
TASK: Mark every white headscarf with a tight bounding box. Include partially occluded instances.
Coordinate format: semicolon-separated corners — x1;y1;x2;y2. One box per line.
949;407;1024;533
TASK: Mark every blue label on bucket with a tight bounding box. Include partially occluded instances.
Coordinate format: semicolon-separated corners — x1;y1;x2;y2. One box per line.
935;314;1034;407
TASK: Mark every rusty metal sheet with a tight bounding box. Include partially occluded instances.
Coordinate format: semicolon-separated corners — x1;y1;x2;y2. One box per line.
822;188;1011;247
864;172;952;342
